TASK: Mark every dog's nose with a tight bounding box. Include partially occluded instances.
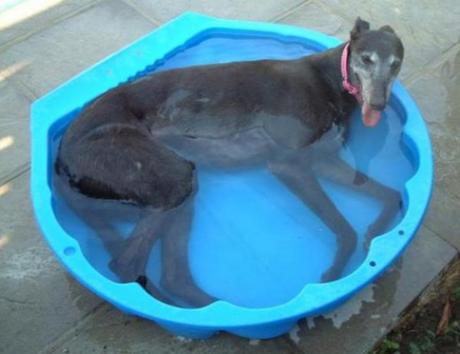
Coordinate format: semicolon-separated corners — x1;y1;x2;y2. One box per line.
369;102;385;111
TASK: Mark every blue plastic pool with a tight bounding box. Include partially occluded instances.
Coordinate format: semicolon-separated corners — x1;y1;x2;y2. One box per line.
31;13;433;339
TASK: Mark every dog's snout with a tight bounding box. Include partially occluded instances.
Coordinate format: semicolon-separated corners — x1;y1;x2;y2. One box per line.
369;92;386;111
366;78;390;111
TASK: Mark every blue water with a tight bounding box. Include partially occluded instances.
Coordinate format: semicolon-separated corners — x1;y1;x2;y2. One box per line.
52;35;416;308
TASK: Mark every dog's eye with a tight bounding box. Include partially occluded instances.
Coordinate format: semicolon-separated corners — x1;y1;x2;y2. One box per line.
391;60;401;71
361;54;373;65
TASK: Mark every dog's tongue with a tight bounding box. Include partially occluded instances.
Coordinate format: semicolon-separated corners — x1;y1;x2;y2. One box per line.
362;103;382;127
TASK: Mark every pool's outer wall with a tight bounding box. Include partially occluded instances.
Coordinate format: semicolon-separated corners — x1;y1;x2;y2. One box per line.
30;12;433;339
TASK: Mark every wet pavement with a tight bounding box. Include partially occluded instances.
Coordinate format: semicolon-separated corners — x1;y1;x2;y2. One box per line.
1;1;459;353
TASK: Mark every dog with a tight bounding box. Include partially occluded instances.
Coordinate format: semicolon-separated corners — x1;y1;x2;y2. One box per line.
54;17;404;307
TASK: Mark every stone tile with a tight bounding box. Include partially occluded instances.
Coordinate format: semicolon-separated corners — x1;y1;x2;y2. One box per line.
316;0;460;80
0;80;31;182
125;0;306;23
0;173;102;354
43;305;296;354
294;227;457;354
424;186;460;251
278;1;352;41
407;46;460;199
0;0;97;46
0;0;156;98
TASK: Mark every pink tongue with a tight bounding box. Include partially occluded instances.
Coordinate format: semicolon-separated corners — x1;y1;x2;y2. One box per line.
362;103;382;127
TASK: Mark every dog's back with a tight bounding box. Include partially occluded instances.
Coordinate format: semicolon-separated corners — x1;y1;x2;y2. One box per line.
59;54;352;182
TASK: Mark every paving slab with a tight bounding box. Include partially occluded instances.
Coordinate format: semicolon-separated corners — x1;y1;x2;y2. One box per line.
0;172;102;354
277;1;352;41
41;304;298;354
424;187;460;251
0;0;98;47
0;80;31;183
315;0;460;80
0;0;156;98
125;0;306;23
407;46;460;200
293;227;457;354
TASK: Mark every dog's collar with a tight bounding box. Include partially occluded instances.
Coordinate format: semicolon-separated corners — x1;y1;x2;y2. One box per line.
341;42;362;102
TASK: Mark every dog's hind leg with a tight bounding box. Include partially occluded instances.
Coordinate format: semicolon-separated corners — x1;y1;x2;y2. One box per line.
58;121;199;304
108;208;181;304
108;186;215;307
52;172;132;256
55;171;176;304
109;209;163;282
159;199;217;308
269;154;358;282
312;154;401;246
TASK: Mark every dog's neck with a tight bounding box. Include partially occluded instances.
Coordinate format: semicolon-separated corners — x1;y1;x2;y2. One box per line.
340;42;362;102
309;43;360;121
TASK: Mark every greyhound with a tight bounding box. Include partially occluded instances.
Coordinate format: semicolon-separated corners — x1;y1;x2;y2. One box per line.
54;18;404;307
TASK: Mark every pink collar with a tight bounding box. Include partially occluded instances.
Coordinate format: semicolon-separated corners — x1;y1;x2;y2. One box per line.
341;42;362;102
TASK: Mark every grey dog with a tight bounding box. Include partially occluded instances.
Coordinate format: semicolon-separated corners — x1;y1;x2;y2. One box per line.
55;17;404;307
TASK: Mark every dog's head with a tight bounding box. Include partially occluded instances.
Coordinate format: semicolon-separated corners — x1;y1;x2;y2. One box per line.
348;17;404;127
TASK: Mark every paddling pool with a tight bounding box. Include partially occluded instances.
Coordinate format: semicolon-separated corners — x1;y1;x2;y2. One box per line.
31;12;433;339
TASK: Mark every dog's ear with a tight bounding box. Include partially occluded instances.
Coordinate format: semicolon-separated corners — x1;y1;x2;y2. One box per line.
350;17;370;40
379;25;395;34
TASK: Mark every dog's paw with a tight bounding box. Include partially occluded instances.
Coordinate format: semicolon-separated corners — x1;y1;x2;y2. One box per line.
353;173;368;186
364;204;401;250
137;275;179;306
364;224;379;250
161;276;217;308
321;265;343;283
109;256;140;282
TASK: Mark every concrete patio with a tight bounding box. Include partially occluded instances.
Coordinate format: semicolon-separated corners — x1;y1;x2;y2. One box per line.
0;1;459;353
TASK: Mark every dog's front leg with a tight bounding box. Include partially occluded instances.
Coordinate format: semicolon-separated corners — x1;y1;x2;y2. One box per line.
269;154;358;282
312;154;401;246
